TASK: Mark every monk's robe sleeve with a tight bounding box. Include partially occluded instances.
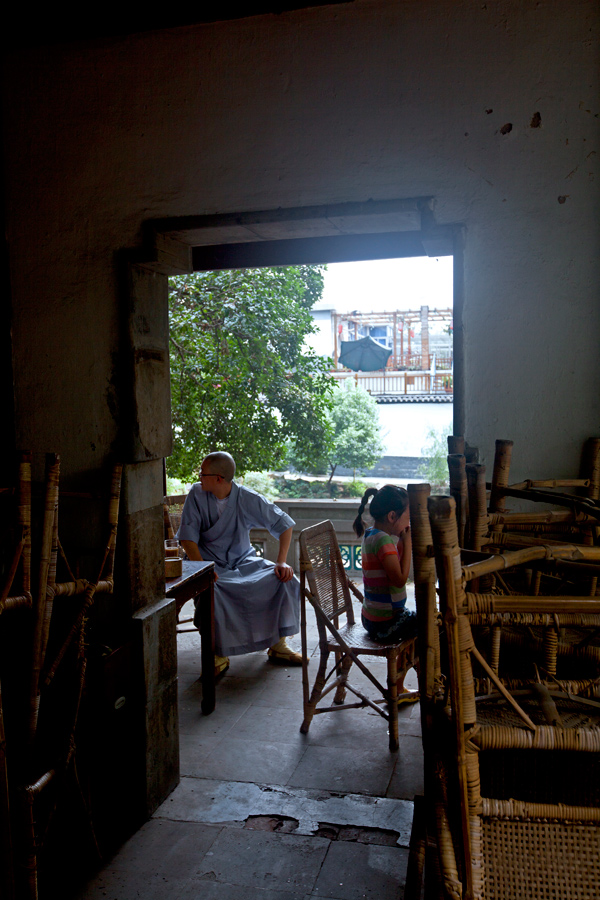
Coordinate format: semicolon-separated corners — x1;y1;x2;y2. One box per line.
241;489;295;538
177;483;207;543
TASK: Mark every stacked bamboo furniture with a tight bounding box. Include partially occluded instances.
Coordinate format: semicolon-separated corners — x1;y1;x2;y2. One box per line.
406;436;600;899
0;454;122;900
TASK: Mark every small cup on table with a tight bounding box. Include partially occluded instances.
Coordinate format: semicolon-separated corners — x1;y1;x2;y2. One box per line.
165;539;183;578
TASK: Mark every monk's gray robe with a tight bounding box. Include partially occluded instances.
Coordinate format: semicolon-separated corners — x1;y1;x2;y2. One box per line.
177;482;299;656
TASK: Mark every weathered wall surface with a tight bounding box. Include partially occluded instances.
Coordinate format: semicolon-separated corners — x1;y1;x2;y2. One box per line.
4;0;599;484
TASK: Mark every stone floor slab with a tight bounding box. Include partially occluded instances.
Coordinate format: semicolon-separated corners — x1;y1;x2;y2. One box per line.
287;745;397;796
386;736;425;801
231;703;312;744
195;737;308;784
74;819;222;900
194;828;330;893
178;882;308;900
313;840;410;900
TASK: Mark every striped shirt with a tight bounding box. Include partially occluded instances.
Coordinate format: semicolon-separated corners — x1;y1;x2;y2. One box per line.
361;527;407;622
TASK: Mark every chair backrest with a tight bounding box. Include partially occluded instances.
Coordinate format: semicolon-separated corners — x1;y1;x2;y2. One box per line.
299;520;355;626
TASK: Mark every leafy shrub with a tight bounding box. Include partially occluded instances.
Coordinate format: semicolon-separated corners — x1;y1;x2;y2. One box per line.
418;426;452;491
240;471;279;501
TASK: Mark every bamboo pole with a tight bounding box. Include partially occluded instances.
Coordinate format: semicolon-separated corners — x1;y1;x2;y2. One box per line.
39;622;100;860
465;464;487;552
408;483;439;704
0;538;25;612
489;439;513;513
28;454;60;751
18;452;32;597
466;594;600;615
447;454;467;548
462;546;547;582
43;465;121;688
407;483;444;896
101;464;122;585
492;485;600;518
43;583;96;689
38;507;58;689
485;532;600;555
16;770;56;900
509;479;589;490
427;495;473;897
489;509;593;525
57;538;76;583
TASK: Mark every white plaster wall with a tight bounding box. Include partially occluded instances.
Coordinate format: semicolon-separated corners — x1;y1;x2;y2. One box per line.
4;0;599;482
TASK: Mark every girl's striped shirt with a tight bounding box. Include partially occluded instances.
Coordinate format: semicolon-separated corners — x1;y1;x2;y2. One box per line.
361;526;407;622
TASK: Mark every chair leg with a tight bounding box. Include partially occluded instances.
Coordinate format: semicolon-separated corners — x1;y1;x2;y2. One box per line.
333;650;352;704
300;647;330;734
388;652;399;751
404;794;426;900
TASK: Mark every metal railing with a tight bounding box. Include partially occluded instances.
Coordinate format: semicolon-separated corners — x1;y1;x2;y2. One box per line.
330;370;452;395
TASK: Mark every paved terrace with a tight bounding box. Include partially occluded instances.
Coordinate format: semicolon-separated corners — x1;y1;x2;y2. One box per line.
76;590;422;900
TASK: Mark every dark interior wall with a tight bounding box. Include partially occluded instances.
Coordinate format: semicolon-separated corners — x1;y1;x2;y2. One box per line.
3;0;599;488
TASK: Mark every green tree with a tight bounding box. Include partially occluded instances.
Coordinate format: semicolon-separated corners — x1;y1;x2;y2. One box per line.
290;380;384;482
418;425;452;490
168;267;333;481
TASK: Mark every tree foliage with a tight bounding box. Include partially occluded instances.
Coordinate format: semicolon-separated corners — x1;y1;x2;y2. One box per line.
167;266;333;481
418;425;452;491
290;380;384;482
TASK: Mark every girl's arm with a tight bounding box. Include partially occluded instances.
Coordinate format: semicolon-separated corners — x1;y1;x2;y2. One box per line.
380;528;412;588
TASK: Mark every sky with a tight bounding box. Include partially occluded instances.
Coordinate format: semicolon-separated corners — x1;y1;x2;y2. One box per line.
317;255;453;318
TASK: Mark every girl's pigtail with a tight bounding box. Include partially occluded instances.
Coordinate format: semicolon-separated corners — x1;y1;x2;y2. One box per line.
353;487;378;537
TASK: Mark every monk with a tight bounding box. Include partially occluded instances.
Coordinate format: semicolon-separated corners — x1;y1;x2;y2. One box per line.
177;451;302;676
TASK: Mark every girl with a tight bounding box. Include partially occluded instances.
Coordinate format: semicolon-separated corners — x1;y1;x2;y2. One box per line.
353;484;418;649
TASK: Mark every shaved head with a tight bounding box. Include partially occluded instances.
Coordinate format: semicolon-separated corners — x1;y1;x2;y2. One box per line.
202;451;236;482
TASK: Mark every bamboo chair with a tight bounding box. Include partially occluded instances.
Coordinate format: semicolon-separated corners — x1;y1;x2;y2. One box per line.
13;457;122;900
0;452;32;900
404;483;445;899
429;495;600;900
486;437;600;558
299;520;417;752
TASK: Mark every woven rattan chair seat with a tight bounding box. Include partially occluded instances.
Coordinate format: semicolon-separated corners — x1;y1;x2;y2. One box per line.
480;816;600;899
475;693;600;728
325;622;406;655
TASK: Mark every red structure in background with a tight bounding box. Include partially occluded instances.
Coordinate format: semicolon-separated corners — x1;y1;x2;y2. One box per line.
332;307;453;371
